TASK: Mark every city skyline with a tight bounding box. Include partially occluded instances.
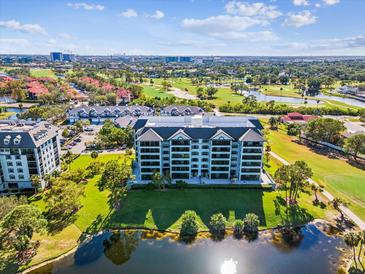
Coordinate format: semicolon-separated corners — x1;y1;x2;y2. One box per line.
0;0;365;56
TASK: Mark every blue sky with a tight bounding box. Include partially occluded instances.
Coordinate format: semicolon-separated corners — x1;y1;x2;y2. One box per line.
0;0;364;55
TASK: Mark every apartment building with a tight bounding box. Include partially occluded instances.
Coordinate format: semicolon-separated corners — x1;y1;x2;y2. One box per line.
133;115;264;183
0;120;61;193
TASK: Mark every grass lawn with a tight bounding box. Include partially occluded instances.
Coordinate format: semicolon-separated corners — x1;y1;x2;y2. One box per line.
25;154;130;269
260;84;302;98
142;84;172;99
268;129;365;220
29;68;57;79
22;152;333;271
0;112;15;119
107;188;331;232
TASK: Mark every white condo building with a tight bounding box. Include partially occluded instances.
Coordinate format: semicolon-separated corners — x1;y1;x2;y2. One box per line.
0;121;61;194
133;115;265;184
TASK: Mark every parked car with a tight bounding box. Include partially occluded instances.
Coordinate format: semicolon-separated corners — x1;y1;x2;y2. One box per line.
75;138;82;142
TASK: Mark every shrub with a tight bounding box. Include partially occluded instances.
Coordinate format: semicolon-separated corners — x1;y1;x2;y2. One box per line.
233;220;245;236
180;210;199;237
243;213;260;233
90;151;99;159
145;183;157;190
209;213;226;235
175;180;188;189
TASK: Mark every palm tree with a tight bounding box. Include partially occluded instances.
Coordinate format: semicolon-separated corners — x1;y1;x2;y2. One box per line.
311;184;323;203
344;232;360;268
31;175;41;194
358;230;365;261
331;197;347;222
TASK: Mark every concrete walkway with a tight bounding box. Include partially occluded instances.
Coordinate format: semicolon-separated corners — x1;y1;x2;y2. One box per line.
270;151;365;230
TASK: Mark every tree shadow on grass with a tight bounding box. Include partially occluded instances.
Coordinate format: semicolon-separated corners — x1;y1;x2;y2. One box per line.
274;196;314;226
104;189;266;231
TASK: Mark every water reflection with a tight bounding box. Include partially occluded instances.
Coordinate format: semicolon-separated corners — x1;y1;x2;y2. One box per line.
30;224;347;274
221;258;237;274
103;230;140;265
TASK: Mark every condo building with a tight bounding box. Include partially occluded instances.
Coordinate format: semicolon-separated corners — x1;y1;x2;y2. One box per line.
0;121;61;194
133;115;265;183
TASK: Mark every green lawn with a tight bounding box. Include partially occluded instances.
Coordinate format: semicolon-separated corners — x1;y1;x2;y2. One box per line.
142;85;172;98
29;68;57;79
23;152;333;270
268;129;365;220
107;188;330;232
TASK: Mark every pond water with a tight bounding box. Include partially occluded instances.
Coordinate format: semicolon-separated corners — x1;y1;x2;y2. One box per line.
314;93;365;108
0;96;16;103
29;224;347;274
242;90;319;105
242;90;365;108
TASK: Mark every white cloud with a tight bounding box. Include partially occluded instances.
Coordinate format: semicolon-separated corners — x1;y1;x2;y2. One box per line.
0;20;47;35
323;0;340;5
315;3;321;7
182;15;276;42
284;10;317;27
67;2;104;11
151;10;165;19
293;0;310;6
0;38;29;45
182;15;263;33
45;39;57;46
225;1;282;21
276;35;365;52
120;8;138;18
58;33;73;40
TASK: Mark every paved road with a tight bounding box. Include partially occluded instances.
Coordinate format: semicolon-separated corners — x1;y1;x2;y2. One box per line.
270;151;365;230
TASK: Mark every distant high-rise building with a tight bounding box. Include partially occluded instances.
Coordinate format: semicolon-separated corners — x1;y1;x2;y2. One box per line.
165;56;179;63
62;53;75;62
179;56;192;63
50;52;63;62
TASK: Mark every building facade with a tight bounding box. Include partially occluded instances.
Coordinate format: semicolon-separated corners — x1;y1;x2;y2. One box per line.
134;115;264;183
0;121;61;194
67;105;154;124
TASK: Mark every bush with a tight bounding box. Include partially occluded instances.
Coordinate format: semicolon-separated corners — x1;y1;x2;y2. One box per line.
145;183;157;190
233;220;245;236
175;180;188;189
90;151;99;159
243;213;260;233
209;213;227;235
180;210;199;237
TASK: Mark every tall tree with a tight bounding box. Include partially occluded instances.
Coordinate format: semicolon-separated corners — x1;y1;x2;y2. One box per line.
305;118;345;145
344;134;365;162
275;161;313;204
98;160;132;210
0;205;47;260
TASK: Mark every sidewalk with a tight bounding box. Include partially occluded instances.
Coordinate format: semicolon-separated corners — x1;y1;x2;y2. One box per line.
270;151;365;230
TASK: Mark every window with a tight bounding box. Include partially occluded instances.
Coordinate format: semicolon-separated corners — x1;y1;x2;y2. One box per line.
5;155;11;160
19;175;24;180
7;162;13;166
16;162;22;166
15;155;21;160
9;175;15;180
8;168;14;173
17;168;23;173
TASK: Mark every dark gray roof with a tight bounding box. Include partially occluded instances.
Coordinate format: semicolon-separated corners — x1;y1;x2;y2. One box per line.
68;105;154;116
161;105;203;116
0;120;58;148
135;115;263;141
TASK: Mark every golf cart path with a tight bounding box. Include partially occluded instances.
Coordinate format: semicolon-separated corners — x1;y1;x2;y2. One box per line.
269;151;365;230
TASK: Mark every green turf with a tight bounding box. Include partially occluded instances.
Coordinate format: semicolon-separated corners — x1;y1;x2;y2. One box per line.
142;85;172;98
29;68;57;79
107;188;330;232
268;129;365;220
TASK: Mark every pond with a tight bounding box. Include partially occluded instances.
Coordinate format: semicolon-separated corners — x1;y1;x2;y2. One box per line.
0;96;16;103
314;93;365;108
29;223;347;274
242;90;319;105
242;90;365;108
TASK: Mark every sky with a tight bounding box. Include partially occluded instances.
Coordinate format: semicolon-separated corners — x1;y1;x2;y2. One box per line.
0;0;364;56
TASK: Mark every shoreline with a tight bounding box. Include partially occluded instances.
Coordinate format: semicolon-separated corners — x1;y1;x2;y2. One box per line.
21;218;340;274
